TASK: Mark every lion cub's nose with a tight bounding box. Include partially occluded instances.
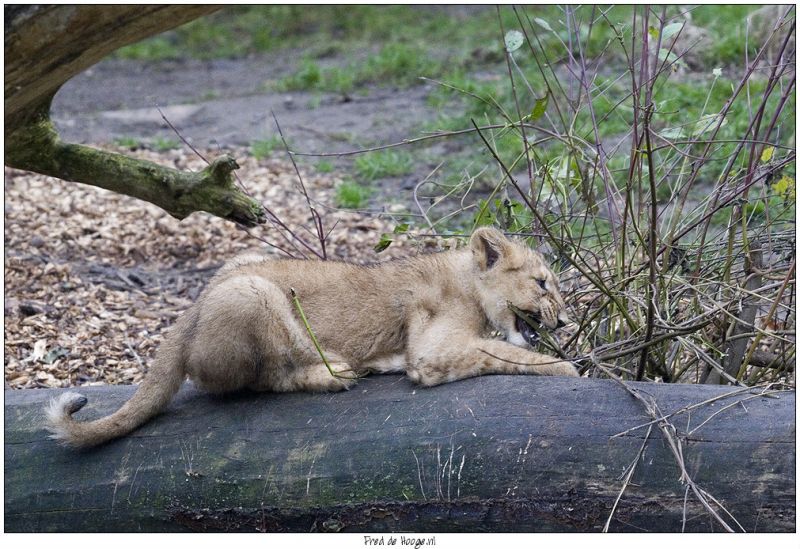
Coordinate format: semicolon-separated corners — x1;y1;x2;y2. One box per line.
556;318;567;329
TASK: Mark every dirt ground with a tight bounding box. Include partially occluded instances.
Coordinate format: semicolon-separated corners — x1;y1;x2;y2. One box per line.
6;30;478;389
51;54;450;186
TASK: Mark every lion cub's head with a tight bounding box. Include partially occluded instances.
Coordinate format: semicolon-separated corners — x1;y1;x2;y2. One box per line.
469;227;569;348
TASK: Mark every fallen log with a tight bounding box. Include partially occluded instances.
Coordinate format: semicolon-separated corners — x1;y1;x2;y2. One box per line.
4;376;795;532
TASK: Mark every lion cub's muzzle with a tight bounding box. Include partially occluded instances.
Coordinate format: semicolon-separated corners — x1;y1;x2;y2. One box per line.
514;309;544;346
512;308;568;346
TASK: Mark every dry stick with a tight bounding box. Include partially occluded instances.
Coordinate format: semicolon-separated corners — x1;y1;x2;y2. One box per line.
272;111;328;260
603;424;654;533
290;122;554;158
679;335;743;386
156;105;209;164
561;248;785;368
413;162;445;232
479;318;709;373
587;321;711;363
637;102;659;381
507;303;571;361
611;383;779;438
740;256;796;376
155;103;321;259
686;390;784;437
591;361;741;532
476;348;577;369
565;301;715;365
497;6;537;218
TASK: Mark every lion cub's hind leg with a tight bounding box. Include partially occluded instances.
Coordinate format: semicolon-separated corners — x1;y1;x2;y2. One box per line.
266;360;357;393
189;274;354;395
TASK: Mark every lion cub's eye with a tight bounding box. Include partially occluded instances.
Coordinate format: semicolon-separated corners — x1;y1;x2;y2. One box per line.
536;278;547;290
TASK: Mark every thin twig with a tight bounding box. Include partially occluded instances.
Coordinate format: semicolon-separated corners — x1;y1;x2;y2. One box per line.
592;360;741;531
603;424;653;532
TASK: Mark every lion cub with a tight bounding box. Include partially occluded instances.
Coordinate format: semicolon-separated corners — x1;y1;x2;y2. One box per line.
47;227;577;447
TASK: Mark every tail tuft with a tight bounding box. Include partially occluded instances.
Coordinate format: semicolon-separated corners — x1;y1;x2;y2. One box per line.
40;320;188;447
45;392;88;444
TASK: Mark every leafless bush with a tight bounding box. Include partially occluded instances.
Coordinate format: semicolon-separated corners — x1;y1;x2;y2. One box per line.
481;6;797;386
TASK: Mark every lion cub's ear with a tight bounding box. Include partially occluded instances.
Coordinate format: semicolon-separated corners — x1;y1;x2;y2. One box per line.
470;227;513;270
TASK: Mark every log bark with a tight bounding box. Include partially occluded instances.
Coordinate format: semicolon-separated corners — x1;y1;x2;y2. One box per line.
4;376;795;533
4;5;266;227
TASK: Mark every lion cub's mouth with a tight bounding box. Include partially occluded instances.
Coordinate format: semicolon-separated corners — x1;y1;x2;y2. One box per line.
513;309;542;346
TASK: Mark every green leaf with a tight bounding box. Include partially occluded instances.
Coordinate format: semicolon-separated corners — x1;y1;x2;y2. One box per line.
661;22;684;41
531;93;549;121
373;234;393;253
504;30;524;53
473;199;495;227
534;17;553;32
659;127;685;140
771;175;795;201
648;26;659;40
760;146;775;163
693;113;727;135
393;223;409;234
657;48;679;63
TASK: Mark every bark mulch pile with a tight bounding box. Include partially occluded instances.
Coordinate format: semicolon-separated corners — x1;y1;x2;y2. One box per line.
4;146;429;389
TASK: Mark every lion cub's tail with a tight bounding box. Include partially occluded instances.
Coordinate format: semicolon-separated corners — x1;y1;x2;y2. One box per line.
45;335;186;448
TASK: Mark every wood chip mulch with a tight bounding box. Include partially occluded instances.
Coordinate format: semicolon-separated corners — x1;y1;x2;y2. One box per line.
4;146;426;390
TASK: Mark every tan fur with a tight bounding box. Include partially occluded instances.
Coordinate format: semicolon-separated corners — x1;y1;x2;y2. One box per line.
46;227;577;447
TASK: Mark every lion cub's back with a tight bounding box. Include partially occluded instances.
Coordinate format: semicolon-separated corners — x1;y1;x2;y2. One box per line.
211;254;360;295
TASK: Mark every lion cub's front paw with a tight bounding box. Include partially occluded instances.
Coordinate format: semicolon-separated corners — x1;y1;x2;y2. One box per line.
554;361;580;377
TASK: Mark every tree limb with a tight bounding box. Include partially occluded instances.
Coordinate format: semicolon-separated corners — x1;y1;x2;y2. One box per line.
4;5;266;227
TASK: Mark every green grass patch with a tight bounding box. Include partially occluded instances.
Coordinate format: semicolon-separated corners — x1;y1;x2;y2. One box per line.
113;136;142;149
116;5;766;78
316;160;335;173
335;180;373;208
276;44;440;93
250;136;285;159
278;59;323;91
361;43;440;86
118;36;182;61
354;150;414;181
150;137;180;152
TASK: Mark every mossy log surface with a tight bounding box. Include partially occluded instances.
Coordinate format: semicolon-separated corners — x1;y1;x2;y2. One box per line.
4;376;795;533
4;5;265;227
